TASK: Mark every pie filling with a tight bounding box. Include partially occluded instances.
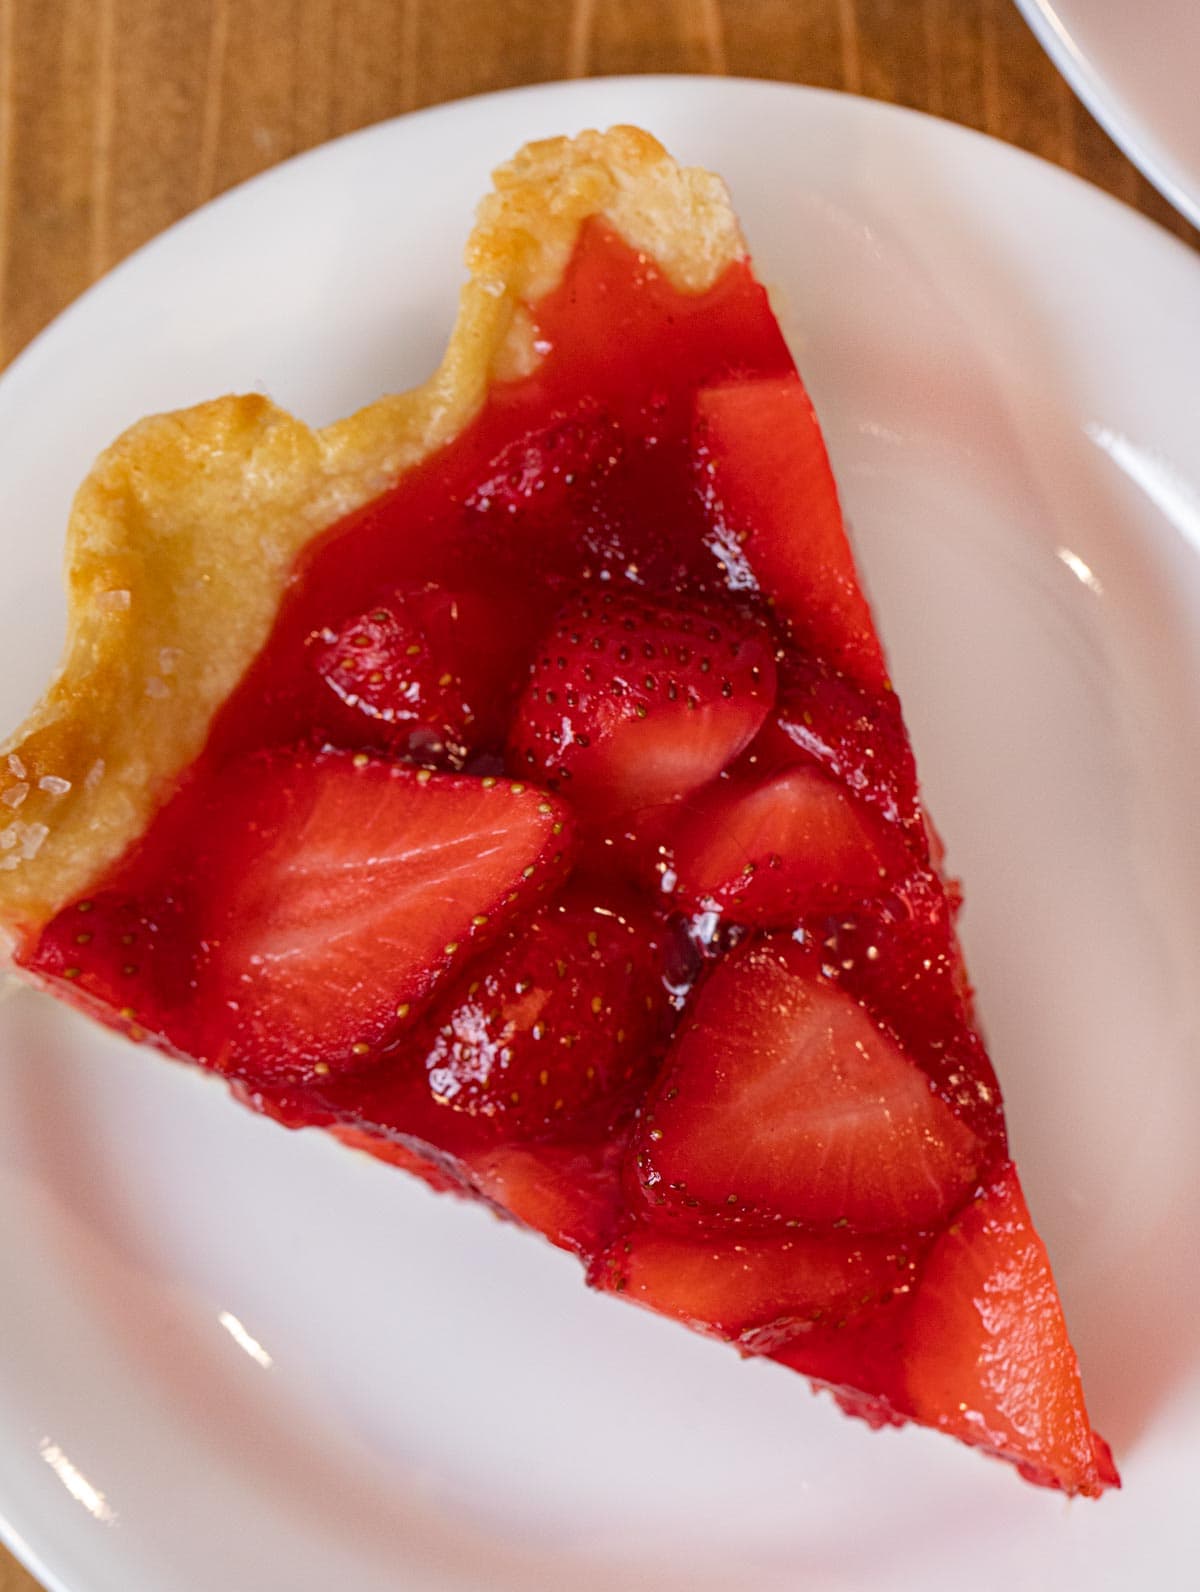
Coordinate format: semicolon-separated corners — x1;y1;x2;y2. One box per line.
16;220;1115;1495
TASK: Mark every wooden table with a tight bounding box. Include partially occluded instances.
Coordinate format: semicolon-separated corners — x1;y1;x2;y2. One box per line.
0;3;1195;1589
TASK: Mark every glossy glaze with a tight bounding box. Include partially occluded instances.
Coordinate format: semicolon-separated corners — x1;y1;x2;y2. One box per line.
23;221;1019;1451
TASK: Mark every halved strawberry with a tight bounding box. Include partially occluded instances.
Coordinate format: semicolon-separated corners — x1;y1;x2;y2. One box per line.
193;749;574;1084
634;938;981;1233
693;375;887;691
904;1165;1119;1497
805;870;1006;1149
508;590;777;818
311;582;532;765
467;1136;629;1256
26;888;195;1052
668;766;911;926
746;652;920;834
419;881;671;1137
598;1223;916;1350
466;404;623;532
466;401;722;594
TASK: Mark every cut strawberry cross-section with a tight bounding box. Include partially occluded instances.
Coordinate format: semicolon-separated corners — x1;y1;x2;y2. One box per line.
904;1166;1119;1497
508;589;777;818
599;1223;916;1351
667;765;913;925
694;375;887;692
748;651;921;834
635;938;982;1233
192;750;574;1084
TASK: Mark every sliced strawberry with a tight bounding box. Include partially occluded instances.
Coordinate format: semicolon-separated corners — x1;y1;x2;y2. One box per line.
904;1165;1119;1496
467;1136;629;1256
508;590;777;818
466;401;724;595
193;750;574;1084
668;766;911;926
634;939;981;1233
26;888;195;1051
693;375;887;692
598;1223;915;1349
747;652;920;834
805;869;1007;1149
419;881;671;1137
310;582;532;765
466;404;623;532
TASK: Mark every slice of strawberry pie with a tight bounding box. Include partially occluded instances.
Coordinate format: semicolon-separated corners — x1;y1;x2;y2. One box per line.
0;128;1116;1496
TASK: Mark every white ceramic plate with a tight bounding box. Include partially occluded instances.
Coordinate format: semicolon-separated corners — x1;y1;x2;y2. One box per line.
2;77;1199;1592
1015;0;1200;229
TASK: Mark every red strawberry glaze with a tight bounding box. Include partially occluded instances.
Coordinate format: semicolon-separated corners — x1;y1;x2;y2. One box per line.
16;220;1112;1494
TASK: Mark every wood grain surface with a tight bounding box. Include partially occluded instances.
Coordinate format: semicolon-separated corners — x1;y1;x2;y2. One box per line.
0;3;1196;1589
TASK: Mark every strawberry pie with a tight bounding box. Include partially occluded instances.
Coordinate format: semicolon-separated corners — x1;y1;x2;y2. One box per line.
0;128;1116;1496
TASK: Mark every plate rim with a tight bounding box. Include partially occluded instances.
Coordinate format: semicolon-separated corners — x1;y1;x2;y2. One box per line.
3;71;1199;409
1014;0;1200;230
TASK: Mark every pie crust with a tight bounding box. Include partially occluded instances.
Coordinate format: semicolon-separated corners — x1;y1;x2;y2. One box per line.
0;127;742;939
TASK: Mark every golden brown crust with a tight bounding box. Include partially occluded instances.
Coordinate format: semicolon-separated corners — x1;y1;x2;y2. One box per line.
0;127;744;941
